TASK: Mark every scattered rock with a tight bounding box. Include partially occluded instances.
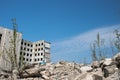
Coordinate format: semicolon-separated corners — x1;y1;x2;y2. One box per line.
12;68;19;79
113;52;120;68
80;65;93;72
91;61;100;69
1;52;120;80
103;65;116;78
75;73;103;80
103;58;113;66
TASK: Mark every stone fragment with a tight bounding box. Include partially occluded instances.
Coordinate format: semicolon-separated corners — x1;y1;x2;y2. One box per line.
91;61;100;68
80;66;93;72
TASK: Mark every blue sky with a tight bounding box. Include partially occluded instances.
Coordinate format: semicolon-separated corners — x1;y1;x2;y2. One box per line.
0;0;120;63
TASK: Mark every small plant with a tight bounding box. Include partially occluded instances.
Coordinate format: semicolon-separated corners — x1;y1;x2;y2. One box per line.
114;29;120;52
90;42;98;61
90;32;105;61
109;38;116;56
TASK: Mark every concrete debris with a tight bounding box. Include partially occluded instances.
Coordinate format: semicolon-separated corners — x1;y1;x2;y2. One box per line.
80;65;93;72
91;61;100;69
1;53;120;80
113;52;120;69
103;58;112;66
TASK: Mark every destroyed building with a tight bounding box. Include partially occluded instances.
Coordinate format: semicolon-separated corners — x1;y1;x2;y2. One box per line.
0;27;50;70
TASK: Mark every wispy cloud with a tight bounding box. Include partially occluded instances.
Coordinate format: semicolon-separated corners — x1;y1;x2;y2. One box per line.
51;25;120;63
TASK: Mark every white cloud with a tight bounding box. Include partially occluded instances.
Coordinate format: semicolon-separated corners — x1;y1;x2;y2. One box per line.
51;25;120;63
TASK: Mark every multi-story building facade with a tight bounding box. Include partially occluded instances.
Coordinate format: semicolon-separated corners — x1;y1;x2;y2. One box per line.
20;39;50;65
0;27;50;70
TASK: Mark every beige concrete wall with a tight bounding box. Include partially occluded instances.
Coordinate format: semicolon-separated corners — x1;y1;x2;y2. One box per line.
32;40;51;64
0;27;22;71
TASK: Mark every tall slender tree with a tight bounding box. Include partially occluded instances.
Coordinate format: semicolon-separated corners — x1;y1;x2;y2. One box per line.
95;33;105;60
90;33;105;61
11;18;18;69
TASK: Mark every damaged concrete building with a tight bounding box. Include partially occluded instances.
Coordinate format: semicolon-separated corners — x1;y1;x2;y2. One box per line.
0;27;50;70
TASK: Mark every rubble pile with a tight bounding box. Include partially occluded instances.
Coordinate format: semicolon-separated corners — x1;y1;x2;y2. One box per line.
1;53;120;80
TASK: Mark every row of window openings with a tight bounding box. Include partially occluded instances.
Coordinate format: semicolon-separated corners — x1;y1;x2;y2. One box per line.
21;42;44;47
20;57;43;62
21;42;33;47
35;43;44;47
35;48;43;51
20;57;32;62
34;58;43;61
35;53;43;56
21;47;32;52
20;52;43;56
20;52;32;57
21;47;44;52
